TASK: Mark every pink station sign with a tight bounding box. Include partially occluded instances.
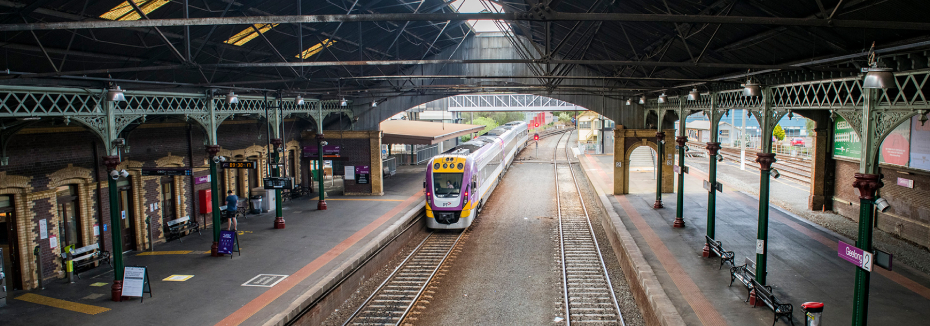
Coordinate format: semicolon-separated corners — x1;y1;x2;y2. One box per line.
838;240;873;272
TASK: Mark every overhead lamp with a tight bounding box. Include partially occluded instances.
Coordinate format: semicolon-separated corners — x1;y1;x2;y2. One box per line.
875;197;891;212
371;101;378;108
107;85;126;102
658;93;667;104
862;42;896;90
688;88;699;101
742;78;761;97
920;110;929;126
341;98;347;107
295;95;305;106
771;168;781;179
639;95;646;104
226;91;239;104
625;98;631;106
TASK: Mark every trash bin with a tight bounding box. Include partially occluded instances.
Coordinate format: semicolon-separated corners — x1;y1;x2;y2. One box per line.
250;195;263;214
801;302;824;326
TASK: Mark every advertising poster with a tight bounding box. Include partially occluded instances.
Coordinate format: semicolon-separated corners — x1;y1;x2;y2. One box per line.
910;113;930;170
122;266;146;297
834;117;861;160
217;230;236;255
879;118;910;166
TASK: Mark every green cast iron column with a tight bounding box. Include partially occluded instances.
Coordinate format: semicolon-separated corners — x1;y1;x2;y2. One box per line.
674;101;687;228
851;88;884;326
207;146;222;257
654;131;665;208
755;153;776;285
103;156;124;301
317;134;327;210
272;138;285;228
704;142;720;243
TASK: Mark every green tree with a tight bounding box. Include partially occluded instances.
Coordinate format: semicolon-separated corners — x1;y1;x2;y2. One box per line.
460;135;472;142
472;116;499;135
559;113;571;123
773;124;786;141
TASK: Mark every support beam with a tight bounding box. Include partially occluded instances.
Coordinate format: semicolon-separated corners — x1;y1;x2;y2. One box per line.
749;90;786;287
654;107;668;209
702;95;723;257
4;13;929;32
674;101;687;228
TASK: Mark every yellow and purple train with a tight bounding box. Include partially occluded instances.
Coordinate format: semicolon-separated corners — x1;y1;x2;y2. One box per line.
425;121;529;229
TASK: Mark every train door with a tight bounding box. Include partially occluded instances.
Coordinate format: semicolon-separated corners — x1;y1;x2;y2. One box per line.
0;195;22;289
161;181;176;222
117;179;136;252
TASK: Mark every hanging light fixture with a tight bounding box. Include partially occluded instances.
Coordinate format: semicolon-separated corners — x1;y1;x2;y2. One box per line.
226;91;239;104
107;85;126;102
625;98;631;106
658;93;668;104
295;95;305;106
862;42;896;90
639;95;646;104
371;101;378;108
742;78;761;97
688;88;699;101
341;98;348;107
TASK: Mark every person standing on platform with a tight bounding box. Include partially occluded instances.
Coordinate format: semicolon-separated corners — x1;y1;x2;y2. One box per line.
226;190;238;231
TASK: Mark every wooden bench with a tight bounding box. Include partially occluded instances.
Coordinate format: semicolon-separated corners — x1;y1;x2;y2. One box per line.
59;244;110;279
163;216;200;243
705;235;735;269
750;278;795;326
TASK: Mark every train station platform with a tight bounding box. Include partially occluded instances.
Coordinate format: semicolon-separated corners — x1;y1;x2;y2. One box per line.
0;166;426;326
577;154;930;326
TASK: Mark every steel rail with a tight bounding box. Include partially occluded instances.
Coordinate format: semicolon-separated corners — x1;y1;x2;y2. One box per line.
554;130;572;325
342;231;464;326
556;130;625;325
3;13;929;31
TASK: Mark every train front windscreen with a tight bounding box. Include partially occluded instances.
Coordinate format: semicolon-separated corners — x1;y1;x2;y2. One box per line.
432;173;463;198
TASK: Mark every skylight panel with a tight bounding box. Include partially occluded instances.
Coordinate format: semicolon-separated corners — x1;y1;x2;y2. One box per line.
449;0;510;34
296;39;337;59
224;24;279;46
100;0;170;21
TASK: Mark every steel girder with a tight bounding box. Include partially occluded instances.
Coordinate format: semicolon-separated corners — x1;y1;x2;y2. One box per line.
0;85;349;152
446;94;581;111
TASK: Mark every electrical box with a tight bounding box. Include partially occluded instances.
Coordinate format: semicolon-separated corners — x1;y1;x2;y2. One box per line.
198;189;212;214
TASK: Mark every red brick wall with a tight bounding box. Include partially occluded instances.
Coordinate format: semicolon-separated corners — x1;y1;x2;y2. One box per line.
833;159;930;248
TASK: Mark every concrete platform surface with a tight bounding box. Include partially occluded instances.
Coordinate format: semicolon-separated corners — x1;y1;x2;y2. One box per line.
579;154;930;326
0;165;426;326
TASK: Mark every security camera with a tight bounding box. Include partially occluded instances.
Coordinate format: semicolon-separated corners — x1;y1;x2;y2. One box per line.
213;156;221;164
278;147;284;153
110;170;120;180
716;154;724;162
771;168;781;179
220;156;227;162
321;141;329;146
120;169;129;178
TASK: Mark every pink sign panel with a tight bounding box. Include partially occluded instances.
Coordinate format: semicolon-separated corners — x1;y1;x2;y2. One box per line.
195;175;211;185
838;240;872;271
897;177;914;188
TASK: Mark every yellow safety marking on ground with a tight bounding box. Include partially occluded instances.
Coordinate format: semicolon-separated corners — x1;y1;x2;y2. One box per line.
307;197;404;202
89;282;108;287
163;275;194;281
136;250;193;256
16;293;111;315
237;230;253;235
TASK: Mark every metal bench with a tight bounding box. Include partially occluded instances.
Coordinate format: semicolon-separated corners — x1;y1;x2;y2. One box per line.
705;235;735;269
59;243;110;279
750;278;795;326
730;257;757;299
163;216;200;243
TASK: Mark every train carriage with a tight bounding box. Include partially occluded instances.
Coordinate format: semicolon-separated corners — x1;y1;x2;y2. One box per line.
425;121;528;229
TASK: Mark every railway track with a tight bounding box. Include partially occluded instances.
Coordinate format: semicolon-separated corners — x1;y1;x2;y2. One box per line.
555;131;625;326
342;232;463;326
686;142;812;186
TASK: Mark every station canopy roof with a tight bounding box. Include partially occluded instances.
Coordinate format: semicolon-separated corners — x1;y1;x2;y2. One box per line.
1;0;929;98
380;120;483;145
